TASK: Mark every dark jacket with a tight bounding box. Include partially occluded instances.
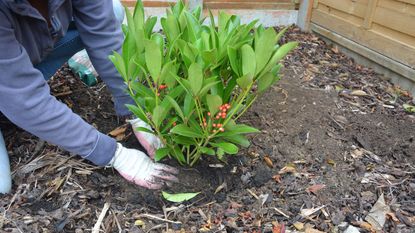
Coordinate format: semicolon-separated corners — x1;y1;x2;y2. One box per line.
0;0;132;165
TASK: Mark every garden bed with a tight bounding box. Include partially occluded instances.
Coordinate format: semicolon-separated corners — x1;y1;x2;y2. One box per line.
0;27;414;232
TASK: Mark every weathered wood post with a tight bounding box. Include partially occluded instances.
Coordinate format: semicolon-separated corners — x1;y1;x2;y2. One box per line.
297;0;314;31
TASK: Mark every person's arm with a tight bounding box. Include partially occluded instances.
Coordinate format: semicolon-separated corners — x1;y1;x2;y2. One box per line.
71;0;134;116
0;10;116;166
71;0;164;158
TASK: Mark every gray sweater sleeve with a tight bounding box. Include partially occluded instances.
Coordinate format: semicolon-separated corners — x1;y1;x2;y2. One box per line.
72;0;135;116
0;10;116;166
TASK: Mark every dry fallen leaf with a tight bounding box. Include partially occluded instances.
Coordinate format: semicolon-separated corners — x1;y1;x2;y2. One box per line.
301;206;325;218
386;212;399;222
108;125;128;141
293;221;304;230
264;156;274;168
108;125;127;137
306;184;326;195
214;182;227;194
305;227;325;233
278;165;296;174
351;90;368;96
272;222;285;233
272;174;282;183
351;221;375;232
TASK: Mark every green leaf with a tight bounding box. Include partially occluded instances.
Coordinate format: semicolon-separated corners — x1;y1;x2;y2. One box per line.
165;96;185;121
151;33;164;54
127;104;148;123
260;41;298;77
222;134;250;147
109;53;127;80
210;142;238;154
236;74;253;90
241;44;256;77
275;27;288;43
257;72;274;93
174;136;196;146
173;146;186;163
160;60;175;85
216;148;225;160
200;147;215;155
202;49;217;65
227;46;240;76
188;63;203;96
218;124;260;137
144;16;157;38
403;104;415;113
183;93;195;117
155;148;170;162
170;124;204;138
255;28;277;75
162;191;200;203
152;105;165;128
145;40;162;82
206;94;222;116
135;127;155;134
133;0;145;29
165;13;180;41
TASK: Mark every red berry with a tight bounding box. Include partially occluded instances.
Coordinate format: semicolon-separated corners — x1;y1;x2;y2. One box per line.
216;115;220;119
219;128;224;132
208;112;211;116
173;122;177;126
213;123;217;127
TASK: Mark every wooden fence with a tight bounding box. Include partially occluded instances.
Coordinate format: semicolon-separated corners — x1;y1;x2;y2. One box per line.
300;0;415;90
121;0;298;27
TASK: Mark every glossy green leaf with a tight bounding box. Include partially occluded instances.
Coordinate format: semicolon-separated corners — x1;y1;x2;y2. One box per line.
211;142;238;154
236;74;253;90
126;104;148;123
222;134;250;147
133;0;145;29
260;41;298;77
200;147;215;156
155;148;170;162
188;63;203;96
257;72;274;93
241;44;256;77
145;40;162;82
165;96;185;121
152;105;165;128
162;191;200;203
206;94;222;116
210;142;239;155
144;16;157;38
255;28;277;75
218;124;260;136
227;46;240;76
170;124;204;138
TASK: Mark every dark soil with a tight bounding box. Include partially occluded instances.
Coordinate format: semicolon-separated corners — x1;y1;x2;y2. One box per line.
1;27;414;233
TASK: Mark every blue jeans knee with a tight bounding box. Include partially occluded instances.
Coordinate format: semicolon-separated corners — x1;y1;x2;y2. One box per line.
35;0;125;80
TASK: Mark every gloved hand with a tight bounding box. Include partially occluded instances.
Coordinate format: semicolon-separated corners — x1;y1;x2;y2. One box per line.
108;143;178;189
128;118;163;159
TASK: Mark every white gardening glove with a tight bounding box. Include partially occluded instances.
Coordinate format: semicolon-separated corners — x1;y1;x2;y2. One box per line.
128;118;163;159
108;143;178;189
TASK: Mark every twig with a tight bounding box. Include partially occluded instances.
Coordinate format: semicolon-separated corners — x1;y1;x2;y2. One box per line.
112;210;122;233
138;214;182;224
247;189;259;200
54;91;73;97
92;202;111;233
274;207;290;218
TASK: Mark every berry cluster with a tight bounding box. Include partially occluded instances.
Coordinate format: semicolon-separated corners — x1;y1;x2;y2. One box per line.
203;103;231;133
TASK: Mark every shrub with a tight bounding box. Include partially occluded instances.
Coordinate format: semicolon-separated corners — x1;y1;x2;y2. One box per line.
110;0;297;166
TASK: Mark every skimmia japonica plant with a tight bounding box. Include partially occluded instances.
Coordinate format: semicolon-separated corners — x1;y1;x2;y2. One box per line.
110;0;297;166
